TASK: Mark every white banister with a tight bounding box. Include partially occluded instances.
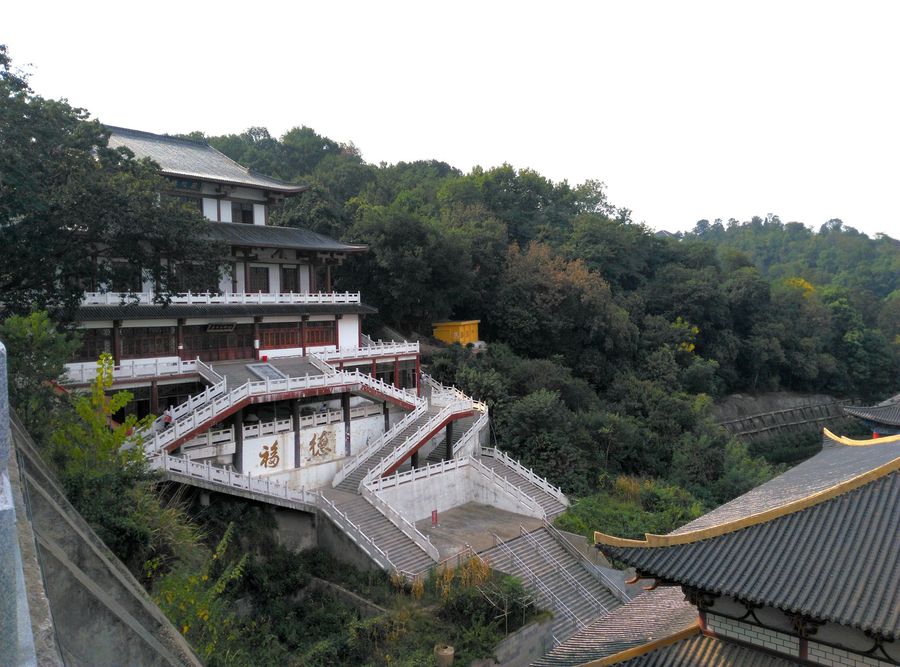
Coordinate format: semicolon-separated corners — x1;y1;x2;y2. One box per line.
360;485;439;561
480;447;569;506
81;291;362;307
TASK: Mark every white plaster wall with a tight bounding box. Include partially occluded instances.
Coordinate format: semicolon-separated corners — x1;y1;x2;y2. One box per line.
338;315;360;348
705;614;799;658
253;203;266;225
202;197;218;221
229;186;266;201
242;414;386;477
261;459;343;491
233;262;246;292
375;465;543;522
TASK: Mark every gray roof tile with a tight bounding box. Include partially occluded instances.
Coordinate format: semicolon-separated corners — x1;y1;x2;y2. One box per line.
844;404;900;427
533;587;697;667
107;126;307;194
205;222;366;252
672;433;900;534
614;633;796;666
600;471;900;639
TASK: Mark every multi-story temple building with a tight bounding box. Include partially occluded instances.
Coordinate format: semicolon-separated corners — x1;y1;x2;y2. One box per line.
575;429;900;667
844;396;900;437
63;128;430;488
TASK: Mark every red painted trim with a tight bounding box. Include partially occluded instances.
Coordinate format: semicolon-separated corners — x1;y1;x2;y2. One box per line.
381;410;475;476
161;382;418;451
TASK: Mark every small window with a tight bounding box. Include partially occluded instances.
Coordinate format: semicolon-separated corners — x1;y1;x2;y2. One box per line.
231;201;254;224
248;266;270;293
281;266;299;293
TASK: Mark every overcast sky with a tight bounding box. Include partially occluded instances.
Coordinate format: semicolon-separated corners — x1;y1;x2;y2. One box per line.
6;1;900;238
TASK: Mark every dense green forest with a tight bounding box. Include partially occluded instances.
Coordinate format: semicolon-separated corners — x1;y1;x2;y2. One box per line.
3;43;899;664
198;125;899;513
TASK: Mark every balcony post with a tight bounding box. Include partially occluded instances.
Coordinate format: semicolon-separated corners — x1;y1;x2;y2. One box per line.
150;380;159;415
112;320;122;365
176;318;185;361
383;401;390;433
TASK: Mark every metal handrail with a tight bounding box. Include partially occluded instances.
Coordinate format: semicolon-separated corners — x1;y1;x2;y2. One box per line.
542;520;631;602
489;533;585;631
518;526;609;615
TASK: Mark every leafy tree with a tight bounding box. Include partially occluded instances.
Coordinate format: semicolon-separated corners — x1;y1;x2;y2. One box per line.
0;311;79;439
0;45;224;319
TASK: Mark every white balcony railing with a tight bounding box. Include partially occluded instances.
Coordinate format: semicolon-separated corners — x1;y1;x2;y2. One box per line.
480;447;569;507
81;291;361;306
315;341;420;363
150;454;317;508
64;358;200;384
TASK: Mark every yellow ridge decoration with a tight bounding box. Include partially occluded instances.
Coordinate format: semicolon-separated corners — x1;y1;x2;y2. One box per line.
823;427;900;446
595;432;900;549
577;622;700;666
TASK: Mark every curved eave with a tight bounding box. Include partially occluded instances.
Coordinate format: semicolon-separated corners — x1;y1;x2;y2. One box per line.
595;446;900;549
162;169;309;195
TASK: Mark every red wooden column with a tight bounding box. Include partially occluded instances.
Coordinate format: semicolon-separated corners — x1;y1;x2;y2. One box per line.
292;398;301;468
371;359;377;378
341;392;351;456
334;314;341;350
300;316;308;356
112;321;122;365
176;319;185;361
393;355;400;388
253;316;262;360
150;381;159;415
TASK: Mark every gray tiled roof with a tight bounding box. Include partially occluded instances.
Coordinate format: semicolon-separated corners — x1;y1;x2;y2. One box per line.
671;433;900;534
599;471;900;639
205;222;367;252
533;587;697;667
107;126;307;194
613;633;796;667
844;404;900;427
76;303;377;321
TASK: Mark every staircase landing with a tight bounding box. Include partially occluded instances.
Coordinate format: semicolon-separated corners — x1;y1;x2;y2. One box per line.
414;502;543;559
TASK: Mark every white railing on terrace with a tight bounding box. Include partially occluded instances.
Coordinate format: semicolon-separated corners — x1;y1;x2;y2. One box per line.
470;457;546;519
149;454;317;507
360;485;440;561
453;403;489;457
316;340;420;363
317;493;395;573
518;526;610;616
481;447;569;507
331;398;429;488
196;358;224;384
180;403;385;453
65;358;199;384
489;533;585;634
360;399;474;488
143;369;417;454
365;456;468;493
81;290;361;306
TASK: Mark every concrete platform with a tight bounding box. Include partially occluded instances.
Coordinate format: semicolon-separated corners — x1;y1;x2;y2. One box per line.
416;502;543;560
210;357;322;387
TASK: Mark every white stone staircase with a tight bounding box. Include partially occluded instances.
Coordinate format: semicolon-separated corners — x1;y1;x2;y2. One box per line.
479;448;569;519
334;405;443;492
479;525;625;642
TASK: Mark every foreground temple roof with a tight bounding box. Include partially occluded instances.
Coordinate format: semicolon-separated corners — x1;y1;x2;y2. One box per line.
107;126;308;194
671;429;900;534
604;631;797;667
844;402;900;427
595;431;900;640
533;587;697;667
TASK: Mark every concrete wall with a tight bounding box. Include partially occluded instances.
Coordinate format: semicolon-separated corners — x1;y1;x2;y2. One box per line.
316;514;384;575
271;508;317;552
490;615;555;667
375;464;544;523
